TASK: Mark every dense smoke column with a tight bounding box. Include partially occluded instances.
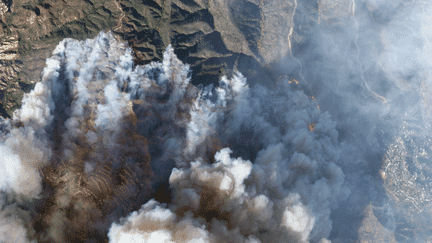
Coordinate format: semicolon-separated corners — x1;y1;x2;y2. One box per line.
0;31;200;242
108;39;349;242
1;0;430;241
0;31;350;242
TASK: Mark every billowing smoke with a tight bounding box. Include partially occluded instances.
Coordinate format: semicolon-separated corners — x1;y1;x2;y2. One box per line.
0;31;348;242
109;68;348;242
2;0;432;242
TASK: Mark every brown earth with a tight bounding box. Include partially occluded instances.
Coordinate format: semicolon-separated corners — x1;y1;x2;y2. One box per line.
0;0;122;117
0;0;397;242
0;0;305;117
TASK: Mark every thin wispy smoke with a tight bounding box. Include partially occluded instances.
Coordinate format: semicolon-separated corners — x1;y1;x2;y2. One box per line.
291;0;432;241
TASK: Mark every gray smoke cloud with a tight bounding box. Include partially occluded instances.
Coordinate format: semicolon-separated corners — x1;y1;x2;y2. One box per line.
109;69;349;242
284;0;432;241
1;0;432;242
0;31;348;242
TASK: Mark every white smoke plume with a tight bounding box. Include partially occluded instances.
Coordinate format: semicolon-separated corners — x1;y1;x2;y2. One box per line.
4;0;432;240
0;31;348;242
106;35;349;242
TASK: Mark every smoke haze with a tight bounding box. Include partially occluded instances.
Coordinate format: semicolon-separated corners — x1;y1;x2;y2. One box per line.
1;0;432;242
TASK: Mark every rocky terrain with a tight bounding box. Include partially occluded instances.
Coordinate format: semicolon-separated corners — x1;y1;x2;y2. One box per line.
0;0;403;242
0;0;318;117
0;0;122;117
